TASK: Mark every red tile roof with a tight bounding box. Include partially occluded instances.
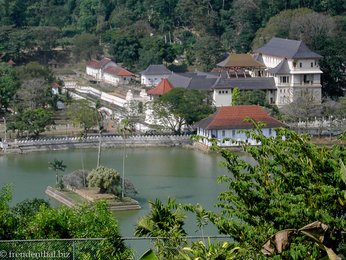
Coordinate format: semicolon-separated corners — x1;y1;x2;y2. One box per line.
103;66;135;77
147;78;173;96
195;105;285;130
7;59;15;65
51;82;60;88
86;58;112;69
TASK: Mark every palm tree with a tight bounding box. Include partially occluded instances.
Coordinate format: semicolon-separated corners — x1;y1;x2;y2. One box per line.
135;198;186;259
117;118;133;199
48;159;66;187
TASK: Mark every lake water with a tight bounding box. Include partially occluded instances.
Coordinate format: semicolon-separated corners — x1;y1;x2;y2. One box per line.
0;147;231;255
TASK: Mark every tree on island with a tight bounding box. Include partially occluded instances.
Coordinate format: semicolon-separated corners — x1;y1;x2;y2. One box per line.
48;159;66;189
87;166;122;197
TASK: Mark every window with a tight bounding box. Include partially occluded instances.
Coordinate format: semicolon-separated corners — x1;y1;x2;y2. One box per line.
225;90;228;94
311;62;313;68
232;130;236;136
280;76;289;84
299;62;302;68
269;128;272;135
219;90;222;94
222;130;225;137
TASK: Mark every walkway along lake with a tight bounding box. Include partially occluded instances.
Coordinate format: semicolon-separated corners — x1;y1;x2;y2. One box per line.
0;147;231;253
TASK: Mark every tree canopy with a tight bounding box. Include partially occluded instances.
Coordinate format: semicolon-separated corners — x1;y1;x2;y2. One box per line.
151;88;215;134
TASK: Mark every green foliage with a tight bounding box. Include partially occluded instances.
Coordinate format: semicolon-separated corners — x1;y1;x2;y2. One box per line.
8;108;53;136
87;166;121;196
181;239;240;260
0;186;132;258
231;87;240;106
135;198;187;259
67;100;98;135
152;88;215;134
72;33;102;61
0;62;19;112
49;159;67;188
207;126;346;258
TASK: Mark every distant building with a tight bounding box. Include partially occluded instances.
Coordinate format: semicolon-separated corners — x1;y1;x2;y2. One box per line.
103;66;135;85
254;37;322;106
86;58;116;80
165;72;276;107
86;58;135;86
140;64;172;86
147;78;174;99
51;82;60;95
194;105;286;147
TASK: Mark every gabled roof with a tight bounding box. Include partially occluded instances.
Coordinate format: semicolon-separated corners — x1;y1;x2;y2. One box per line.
254;37;322;59
7;59;15;65
86;58;113;69
217;53;266;68
267;59;291;74
195;105;285;130
103;66;134;77
147;78;173;95
51;82;60;88
141;64;172;75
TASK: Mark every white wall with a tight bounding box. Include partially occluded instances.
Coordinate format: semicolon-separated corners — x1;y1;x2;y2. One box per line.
197;127;277;146
141;75;170;86
213;89;232;107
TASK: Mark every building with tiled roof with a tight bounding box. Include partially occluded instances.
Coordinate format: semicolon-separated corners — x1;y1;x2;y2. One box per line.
253;37;322;106
140;64;172;86
165;72;277;107
216;53;266;78
147;78;173;97
86;58;116;80
103;65;135;85
194;105;286;147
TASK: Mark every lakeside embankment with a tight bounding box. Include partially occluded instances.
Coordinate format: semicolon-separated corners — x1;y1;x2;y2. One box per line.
0;134;193;154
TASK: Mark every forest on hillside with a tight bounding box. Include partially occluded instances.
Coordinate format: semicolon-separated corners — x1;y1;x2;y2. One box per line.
0;0;345;97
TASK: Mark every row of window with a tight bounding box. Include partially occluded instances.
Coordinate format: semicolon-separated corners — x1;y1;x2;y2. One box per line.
218;90;229;94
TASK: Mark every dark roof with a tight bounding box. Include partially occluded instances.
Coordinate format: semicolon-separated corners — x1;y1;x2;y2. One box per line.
213;77;276;90
217;53;266;68
147;79;174;95
267;59;290;74
254;37;322;59
141;64;172;75
167;73;191;88
103;66;134;77
195;105;286;130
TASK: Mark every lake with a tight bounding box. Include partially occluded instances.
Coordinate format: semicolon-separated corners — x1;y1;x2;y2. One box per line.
0;147;230;255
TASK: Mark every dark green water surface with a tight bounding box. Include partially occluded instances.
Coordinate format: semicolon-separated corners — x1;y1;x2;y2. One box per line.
0;147;230;254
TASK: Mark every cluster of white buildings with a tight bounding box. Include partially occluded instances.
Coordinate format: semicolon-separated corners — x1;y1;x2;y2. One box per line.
84;37;323;147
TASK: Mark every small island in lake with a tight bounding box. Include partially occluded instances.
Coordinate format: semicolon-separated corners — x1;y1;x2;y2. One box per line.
46;165;140;211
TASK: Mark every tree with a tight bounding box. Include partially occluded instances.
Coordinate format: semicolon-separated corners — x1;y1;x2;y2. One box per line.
87;166;121;196
8;108;53;136
0;62;19;113
193;36;224;71
135;198;187;259
152;88;215;134
62;169;89;189
67;100;98;136
205;125;346;258
231;87;240;106
48;159;66;188
72;33;102;61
